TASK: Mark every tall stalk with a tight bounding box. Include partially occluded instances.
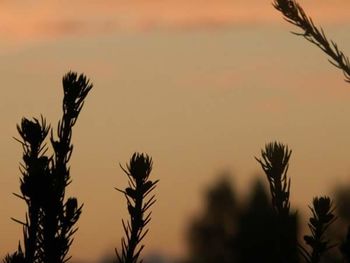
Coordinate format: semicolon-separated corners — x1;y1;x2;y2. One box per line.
300;197;336;263
7;117;50;263
116;153;159;263
39;72;92;263
256;142;298;263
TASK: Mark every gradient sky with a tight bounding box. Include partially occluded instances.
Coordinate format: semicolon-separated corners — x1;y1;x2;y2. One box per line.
1;1;350;262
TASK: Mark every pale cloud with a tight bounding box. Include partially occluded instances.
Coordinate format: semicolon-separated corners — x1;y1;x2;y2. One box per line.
0;0;349;45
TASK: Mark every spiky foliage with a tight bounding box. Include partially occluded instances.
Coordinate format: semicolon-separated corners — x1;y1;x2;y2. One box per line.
256;142;292;217
12;117;50;263
38;72;92;263
7;72;92;263
3;244;25;263
116;153;159;263
300;196;336;263
273;0;350;82
256;142;298;263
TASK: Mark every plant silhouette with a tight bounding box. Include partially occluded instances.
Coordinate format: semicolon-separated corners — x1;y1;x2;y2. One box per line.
256;142;340;263
4;72;92;263
2;3;350;262
301;197;336;263
256;142;298;263
9;117;51;263
116;153;159;263
273;0;350;82
273;1;350;261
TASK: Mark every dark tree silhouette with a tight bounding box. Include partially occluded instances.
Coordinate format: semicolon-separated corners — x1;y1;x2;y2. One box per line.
236;179;285;263
186;176;237;263
185;173;299;263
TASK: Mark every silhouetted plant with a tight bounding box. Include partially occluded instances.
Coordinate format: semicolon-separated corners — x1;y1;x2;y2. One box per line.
256;142;291;217
274;2;350;261
5;71;92;263
300;196;336;263
256;142;298;263
39;72;92;263
116;153;159;263
12;117;50;263
3;244;25;263
273;0;350;82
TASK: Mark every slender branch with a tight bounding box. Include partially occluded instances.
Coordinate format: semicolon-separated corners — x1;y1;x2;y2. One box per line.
38;72;91;263
256;142;298;263
273;0;350;82
116;153;159;263
302;196;336;263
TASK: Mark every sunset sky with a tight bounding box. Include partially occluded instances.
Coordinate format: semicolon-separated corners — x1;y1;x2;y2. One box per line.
1;0;350;262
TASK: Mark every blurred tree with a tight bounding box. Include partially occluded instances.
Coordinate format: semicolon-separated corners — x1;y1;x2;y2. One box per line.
185;173;299;263
236;179;281;263
321;185;350;263
185;175;237;263
336;187;350;262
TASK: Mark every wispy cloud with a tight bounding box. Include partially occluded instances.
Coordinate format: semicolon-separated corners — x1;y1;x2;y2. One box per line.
1;0;349;45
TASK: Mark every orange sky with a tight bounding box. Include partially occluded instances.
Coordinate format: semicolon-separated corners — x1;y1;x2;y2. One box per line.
1;1;350;262
0;0;350;45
